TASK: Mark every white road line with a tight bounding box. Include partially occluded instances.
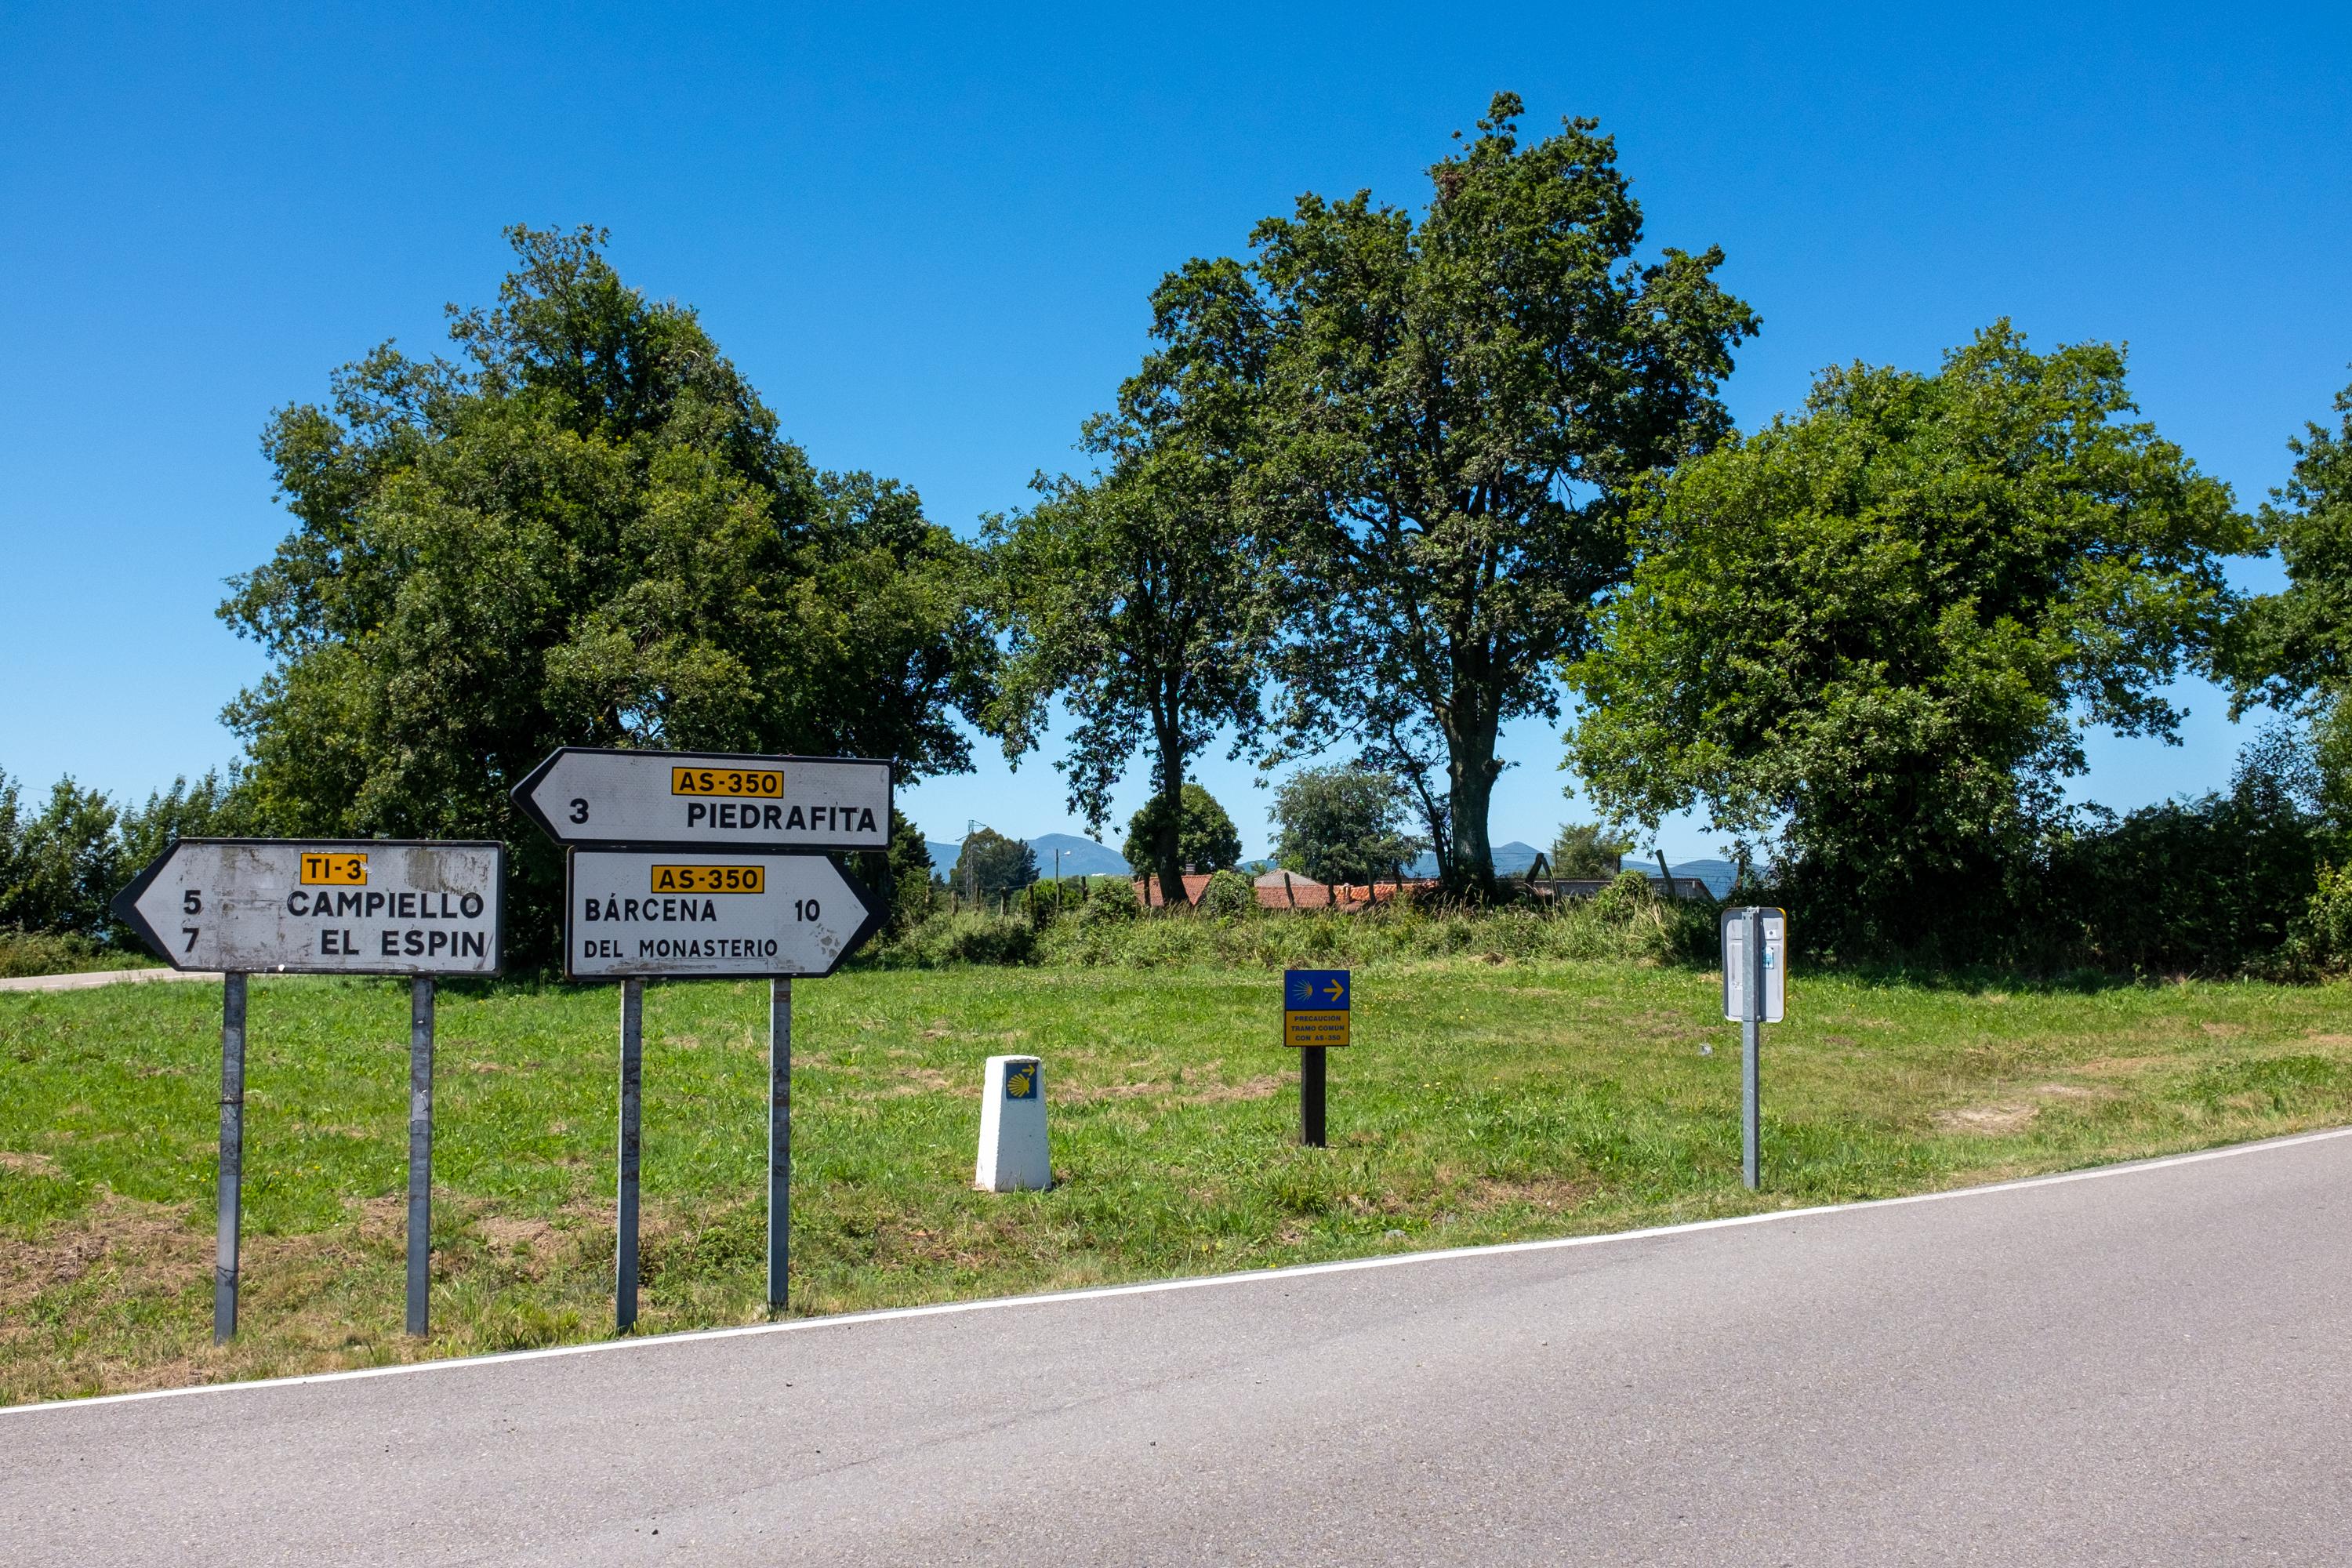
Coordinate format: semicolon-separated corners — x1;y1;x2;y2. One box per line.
9;1123;2349;1419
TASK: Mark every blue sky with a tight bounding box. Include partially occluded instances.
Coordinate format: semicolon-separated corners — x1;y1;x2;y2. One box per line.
3;3;2347;862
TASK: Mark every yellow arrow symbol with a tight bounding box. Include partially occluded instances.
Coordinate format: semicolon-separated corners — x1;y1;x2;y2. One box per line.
1323;980;1344;1002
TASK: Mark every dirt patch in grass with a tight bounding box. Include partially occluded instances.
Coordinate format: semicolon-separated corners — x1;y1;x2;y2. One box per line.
0;1150;61;1175
1937;1082;2112;1134
1062;1073;1286;1107
1936;1103;2039;1134
350;1194;406;1244
859;1066;955;1098
481;1214;558;1254
0;1189;206;1313
2078;1056;2167;1077
1468;1175;1595;1214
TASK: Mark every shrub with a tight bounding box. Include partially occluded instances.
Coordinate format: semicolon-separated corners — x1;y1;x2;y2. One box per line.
864;910;1036;968
2287;862;2352;975
0;929;134;979
1589;869;1656;924
2039;785;2322;975
1200;869;1256;919
1071;879;1139;925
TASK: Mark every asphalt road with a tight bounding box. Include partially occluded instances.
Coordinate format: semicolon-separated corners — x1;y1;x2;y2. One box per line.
8;1130;2350;1566
0;966;216;993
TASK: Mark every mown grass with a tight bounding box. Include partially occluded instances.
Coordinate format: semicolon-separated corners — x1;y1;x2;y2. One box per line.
5;956;2351;1404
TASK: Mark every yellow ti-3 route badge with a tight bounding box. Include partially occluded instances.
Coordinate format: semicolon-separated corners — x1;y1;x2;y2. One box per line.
1283;968;1351;1048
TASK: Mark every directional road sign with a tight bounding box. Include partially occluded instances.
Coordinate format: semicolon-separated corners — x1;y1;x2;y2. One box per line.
1283;967;1352;1048
111;839;505;976
514;747;892;852
565;849;881;979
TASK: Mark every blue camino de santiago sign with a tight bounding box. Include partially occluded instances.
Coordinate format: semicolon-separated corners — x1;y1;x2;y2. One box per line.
1283;968;1351;1048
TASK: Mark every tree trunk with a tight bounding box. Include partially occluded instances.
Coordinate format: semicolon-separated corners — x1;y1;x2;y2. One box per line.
1150;720;1191;911
1443;709;1503;902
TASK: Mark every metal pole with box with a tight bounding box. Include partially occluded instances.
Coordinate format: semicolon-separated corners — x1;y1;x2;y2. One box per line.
1720;906;1788;1191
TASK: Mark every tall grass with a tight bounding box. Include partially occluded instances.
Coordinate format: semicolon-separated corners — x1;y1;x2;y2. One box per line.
865;872;1719;971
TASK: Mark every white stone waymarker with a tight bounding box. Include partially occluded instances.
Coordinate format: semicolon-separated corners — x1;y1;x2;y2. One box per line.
514;747;892;852
975;1054;1051;1192
111;838;504;975
564;849;880;979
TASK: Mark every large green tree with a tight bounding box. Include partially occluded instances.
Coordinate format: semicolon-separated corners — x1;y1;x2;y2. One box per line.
2220;376;2352;820
949;828;1038;898
0;768;244;946
1568;325;2252;953
1270;765;1421;886
1151;93;1755;898
223;227;995;961
984;313;1269;908
1119;782;1242;877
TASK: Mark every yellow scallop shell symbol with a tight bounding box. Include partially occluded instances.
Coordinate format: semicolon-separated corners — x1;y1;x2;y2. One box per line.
1007;1070;1032;1097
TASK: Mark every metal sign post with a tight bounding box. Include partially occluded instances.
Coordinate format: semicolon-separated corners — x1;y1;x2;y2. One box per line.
111;838;503;1341
1283;969;1352;1149
517;746;891;1334
1743;910;1762;1190
1720;906;1788;1191
406;978;434;1336
215;972;246;1344
618;978;644;1332
768;978;791;1309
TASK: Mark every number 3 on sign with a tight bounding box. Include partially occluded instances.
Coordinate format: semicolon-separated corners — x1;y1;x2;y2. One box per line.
793;899;820;920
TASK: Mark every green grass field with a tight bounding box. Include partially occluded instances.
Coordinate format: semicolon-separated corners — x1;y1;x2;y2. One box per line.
5;957;2352;1405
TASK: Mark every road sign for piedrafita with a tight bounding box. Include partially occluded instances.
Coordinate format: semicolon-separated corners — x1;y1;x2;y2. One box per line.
111;839;504;975
514;747;893;851
565;849;881;979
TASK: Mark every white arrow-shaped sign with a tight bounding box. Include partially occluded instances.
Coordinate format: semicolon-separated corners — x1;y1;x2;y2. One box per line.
111;839;506;976
565;850;881;979
514;748;892;852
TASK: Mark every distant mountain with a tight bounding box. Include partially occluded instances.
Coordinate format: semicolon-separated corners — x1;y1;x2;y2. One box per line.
1029;833;1129;877
1405;841;1544;878
924;833;1129;879
1391;843;1733;890
1642;858;1740;898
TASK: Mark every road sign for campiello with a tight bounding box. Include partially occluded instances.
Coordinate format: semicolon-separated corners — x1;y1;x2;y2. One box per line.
111;839;504;975
514;747;893;851
565;849;880;979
